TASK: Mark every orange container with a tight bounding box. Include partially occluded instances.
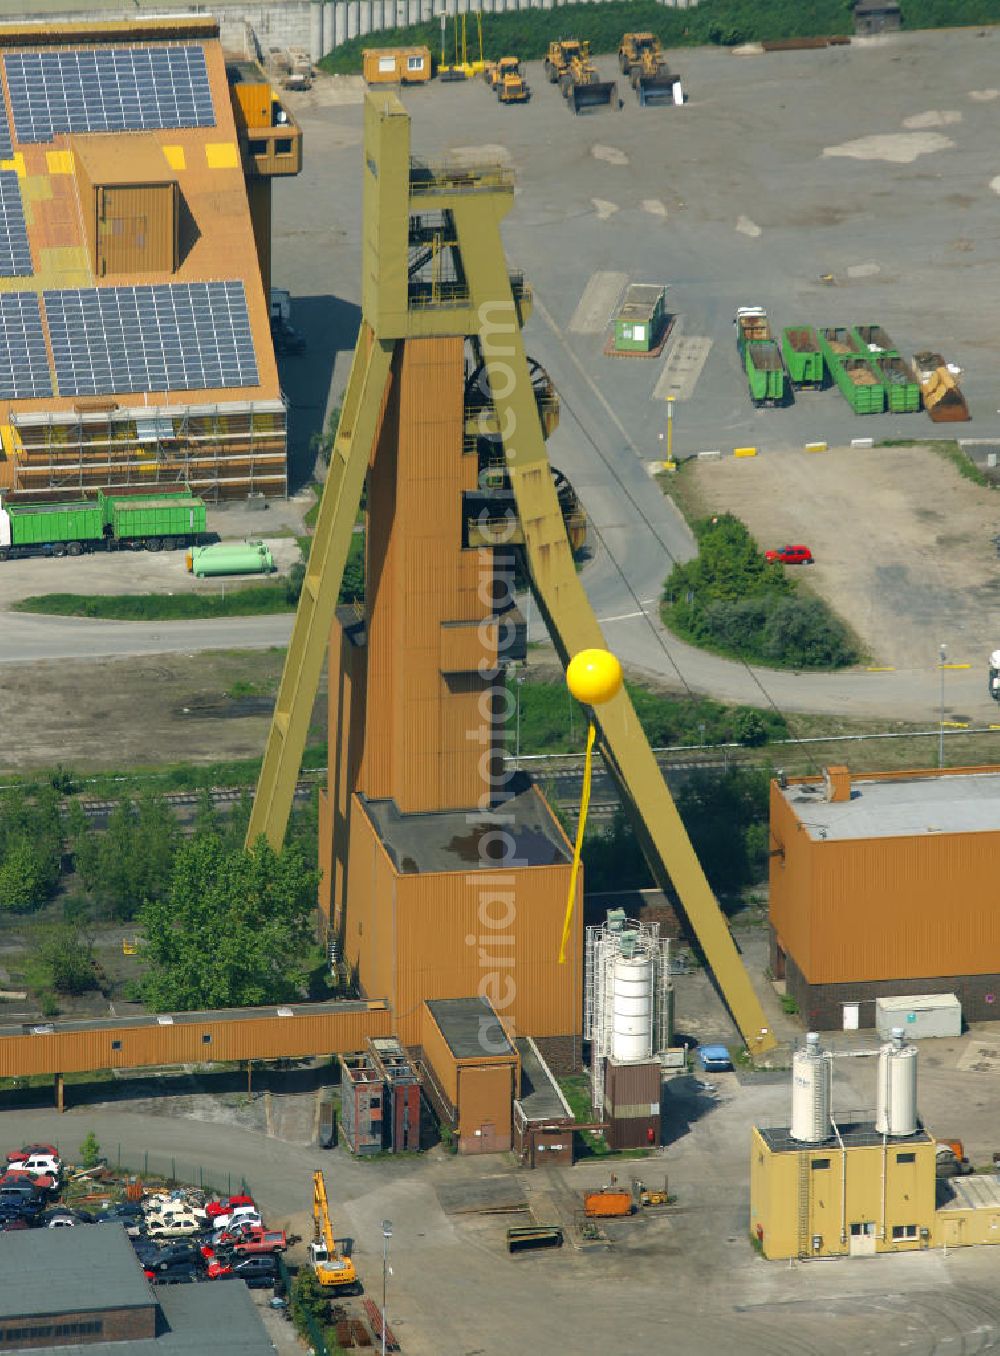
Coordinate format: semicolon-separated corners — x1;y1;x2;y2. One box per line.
583;1190;632;1219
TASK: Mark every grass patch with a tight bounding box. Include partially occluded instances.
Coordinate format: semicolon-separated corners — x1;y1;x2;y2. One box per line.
661;513;858;670
319;0;1000;76
322;0;855;74
512;673;786;756
13;586;295;621
656;461;709;527
881;438;991;489
0;745;327;800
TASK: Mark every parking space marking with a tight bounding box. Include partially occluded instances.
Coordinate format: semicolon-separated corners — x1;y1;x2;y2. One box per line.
654;335;713;401
568;270;628;334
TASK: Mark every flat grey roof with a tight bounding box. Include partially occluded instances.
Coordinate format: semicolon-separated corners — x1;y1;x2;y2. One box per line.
781;771;1000;842
31;1281;276;1355
759;1120;932;1154
427;997;514;1061
0;1223;153;1320
361;784;569;874
0;996;374;1039
515;1037;573;1122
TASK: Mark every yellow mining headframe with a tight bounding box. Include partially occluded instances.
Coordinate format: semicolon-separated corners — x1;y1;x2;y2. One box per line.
247;91;777;1058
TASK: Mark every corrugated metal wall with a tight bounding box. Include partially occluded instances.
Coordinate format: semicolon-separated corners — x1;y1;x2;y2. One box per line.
0;1005;391;1079
97;184;177;277
457;1064;513;1153
771;772;1000;984
420;1003;459;1105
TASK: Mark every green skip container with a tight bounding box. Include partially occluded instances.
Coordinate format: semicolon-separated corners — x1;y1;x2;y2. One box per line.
877;355;921;413
781;327;823;388
187;541;275;578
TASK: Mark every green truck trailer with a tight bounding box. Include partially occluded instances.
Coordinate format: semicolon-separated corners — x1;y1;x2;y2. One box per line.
0;489;207;561
818;329;886;414
781;327;824;388
735;307;785;406
852;324;898;359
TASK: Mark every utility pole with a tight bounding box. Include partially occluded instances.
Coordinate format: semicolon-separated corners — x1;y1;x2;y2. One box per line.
939;642;947;768
381;1219;392;1356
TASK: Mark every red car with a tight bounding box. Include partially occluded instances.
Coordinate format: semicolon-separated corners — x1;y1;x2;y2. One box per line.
6;1144;58;1163
765;544;814;565
205;1194;255;1221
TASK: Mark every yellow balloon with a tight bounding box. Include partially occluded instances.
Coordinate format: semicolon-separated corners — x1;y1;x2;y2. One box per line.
566;648;623;706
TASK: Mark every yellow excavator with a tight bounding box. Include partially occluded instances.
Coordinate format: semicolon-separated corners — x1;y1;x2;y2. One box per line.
557;44;617;115
485;55;530;103
310;1170;359;1293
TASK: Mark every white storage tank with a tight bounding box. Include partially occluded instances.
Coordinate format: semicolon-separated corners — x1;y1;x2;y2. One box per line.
875;1027;918;1137
789;1032;832;1143
611;953;654;1062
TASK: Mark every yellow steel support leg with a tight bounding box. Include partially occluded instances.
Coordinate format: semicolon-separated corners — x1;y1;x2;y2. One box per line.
454;197;776;1057
245;327;394;850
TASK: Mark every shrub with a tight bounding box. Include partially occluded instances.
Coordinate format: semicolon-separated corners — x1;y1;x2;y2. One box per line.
663;515;857;670
79;1131;101;1169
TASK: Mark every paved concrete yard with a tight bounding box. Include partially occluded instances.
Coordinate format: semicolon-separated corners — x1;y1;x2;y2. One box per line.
684;442;1000;671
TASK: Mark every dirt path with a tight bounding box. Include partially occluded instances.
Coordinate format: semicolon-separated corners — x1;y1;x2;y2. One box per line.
686;444;998;670
0;651;326;773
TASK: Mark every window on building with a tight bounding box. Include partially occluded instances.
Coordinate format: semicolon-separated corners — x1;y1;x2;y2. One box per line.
202;1034;212;1044
276;138;292;154
111;1040;122;1050
370;1096;381;1109
896;1152;916;1164
891;1224;918;1241
249;138;267;155
810;1158;831;1170
407;55;424;70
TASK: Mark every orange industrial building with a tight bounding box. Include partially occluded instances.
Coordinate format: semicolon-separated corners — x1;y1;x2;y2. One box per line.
419;997;520;1154
318;333;583;1051
770;765;1000;1028
0;15;300;500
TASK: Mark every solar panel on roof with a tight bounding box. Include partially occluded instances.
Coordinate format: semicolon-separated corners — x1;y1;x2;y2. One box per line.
0;172;32;277
4;45;215;143
0;292;52;399
44;282;259;398
0;101;11;161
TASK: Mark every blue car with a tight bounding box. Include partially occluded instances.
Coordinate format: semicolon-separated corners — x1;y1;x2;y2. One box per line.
697;1045;733;1072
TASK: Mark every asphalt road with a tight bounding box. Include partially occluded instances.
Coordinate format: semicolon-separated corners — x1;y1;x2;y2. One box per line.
8;31;1000;729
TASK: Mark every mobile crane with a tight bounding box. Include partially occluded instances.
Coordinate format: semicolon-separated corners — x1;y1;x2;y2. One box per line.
310;1170;359;1293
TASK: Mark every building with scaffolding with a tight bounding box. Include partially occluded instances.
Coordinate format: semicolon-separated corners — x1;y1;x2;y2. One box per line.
0;15;300;501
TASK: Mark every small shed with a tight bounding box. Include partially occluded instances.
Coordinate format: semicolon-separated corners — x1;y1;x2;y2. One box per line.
362;46;431;85
854;0;902;36
875;993;961;1040
420;997;519;1154
613;284;665;354
513;1036;575;1168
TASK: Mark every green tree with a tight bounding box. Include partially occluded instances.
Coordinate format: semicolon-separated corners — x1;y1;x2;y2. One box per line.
79;1131;101;1169
29;924;97;995
289;1266;329;1342
0;787;64;913
80;794;180;921
139;835;318;1011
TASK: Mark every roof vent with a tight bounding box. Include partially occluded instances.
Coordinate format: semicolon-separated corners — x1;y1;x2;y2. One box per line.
823;765;851;803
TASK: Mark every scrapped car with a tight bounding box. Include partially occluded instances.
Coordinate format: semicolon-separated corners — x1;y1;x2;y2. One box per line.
204;1194;255;1221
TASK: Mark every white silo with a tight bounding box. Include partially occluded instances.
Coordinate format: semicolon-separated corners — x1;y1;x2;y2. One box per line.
584;912;671;1114
875;1027;918;1137
789;1032;832;1143
612;951;654;1062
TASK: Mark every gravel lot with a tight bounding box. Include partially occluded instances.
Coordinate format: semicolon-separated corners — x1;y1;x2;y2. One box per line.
682;442;999;672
